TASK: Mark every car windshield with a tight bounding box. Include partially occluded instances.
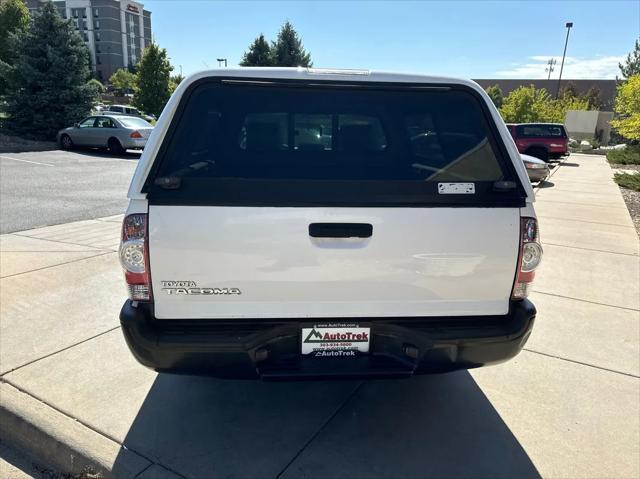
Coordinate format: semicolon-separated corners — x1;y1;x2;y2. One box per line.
118;117;152;129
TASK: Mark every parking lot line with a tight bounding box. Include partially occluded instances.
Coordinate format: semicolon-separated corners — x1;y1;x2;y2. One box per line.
0;155;54;167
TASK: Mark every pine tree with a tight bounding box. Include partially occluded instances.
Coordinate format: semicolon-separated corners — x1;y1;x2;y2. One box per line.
132;42;173;117
240;34;273;66
619;39;640;79
272;21;312;67
5;2;97;139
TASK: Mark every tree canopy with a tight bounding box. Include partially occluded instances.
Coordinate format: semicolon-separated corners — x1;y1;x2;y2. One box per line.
272;21;312;67
611;75;640;140
619;39;640;79
4;2;98;139
109;68;137;94
132;42;173;117
0;0;30;94
485;85;503;109
240;34;273;66
240;22;312;67
499;85;589;123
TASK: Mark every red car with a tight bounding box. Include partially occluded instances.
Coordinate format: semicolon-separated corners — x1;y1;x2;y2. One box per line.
506;123;569;162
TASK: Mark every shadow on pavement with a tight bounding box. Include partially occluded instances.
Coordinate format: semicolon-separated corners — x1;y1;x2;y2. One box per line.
538;180;555;189
559;162;580;167
113;371;540;479
69;148;141;160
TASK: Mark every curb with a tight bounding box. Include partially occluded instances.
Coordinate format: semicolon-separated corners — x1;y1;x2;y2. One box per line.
0;382;152;478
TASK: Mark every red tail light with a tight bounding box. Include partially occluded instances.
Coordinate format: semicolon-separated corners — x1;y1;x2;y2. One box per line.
119;214;151;301
512;217;543;300
130;130;143;139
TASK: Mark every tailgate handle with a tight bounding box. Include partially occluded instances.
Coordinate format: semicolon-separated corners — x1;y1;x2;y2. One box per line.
309;223;373;238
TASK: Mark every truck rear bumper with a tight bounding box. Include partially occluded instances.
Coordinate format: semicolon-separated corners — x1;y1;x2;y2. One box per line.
120;300;536;379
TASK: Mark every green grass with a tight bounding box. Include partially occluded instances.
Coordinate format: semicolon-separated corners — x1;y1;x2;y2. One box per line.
607;145;640;165
614;172;640;192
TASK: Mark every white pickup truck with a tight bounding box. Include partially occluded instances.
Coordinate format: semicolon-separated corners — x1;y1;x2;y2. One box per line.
118;68;542;379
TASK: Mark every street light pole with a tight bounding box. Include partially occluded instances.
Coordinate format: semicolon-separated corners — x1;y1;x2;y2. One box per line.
217;58;227;67
555;22;573;98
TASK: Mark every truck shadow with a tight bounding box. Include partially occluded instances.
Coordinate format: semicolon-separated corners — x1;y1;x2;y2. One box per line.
112;371;540;479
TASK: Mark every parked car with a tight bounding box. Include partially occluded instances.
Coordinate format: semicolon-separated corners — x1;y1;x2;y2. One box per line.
104;104;156;123
57;114;153;154
521;153;550;183
118;68;542;379
506;123;569;162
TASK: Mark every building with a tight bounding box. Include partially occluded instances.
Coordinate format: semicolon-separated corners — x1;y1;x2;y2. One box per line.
25;0;152;81
473;79;617;111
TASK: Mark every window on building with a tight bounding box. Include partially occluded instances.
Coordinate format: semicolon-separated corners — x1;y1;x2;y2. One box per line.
95;32;101;41
73;9;78;18
82;9;86;18
94;8;99;17
83;33;88;42
96;55;101;65
96;45;101;53
95;20;100;29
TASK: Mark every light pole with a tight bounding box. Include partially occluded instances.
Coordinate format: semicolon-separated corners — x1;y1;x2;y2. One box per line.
217;58;227;67
555;22;573;98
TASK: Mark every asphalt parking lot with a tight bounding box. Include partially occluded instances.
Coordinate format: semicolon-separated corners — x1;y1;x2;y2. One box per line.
0;150;138;234
0;152;638;479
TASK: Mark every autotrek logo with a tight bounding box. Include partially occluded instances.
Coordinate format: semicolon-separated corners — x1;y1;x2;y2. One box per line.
161;281;241;296
303;328;369;344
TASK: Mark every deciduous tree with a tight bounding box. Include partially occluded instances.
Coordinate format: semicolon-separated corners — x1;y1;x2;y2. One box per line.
0;0;30;94
611;75;640;140
132;42;173;117
109;68;137;94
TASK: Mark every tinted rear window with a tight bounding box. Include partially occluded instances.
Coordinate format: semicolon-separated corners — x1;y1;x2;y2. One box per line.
516;124;567;138
147;80;524;206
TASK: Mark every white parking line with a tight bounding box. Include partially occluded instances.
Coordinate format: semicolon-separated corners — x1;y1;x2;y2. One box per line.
0;155;54;167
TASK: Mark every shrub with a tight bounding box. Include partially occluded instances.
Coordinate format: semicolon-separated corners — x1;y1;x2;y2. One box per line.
607;146;640;164
611;75;640;141
614;172;640;191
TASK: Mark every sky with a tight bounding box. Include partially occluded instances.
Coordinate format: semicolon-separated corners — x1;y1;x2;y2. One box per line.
145;0;639;79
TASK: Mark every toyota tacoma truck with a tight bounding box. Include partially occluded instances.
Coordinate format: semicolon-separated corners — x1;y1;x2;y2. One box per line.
119;68;542;379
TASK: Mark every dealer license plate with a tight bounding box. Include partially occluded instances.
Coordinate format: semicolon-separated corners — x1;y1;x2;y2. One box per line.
301;324;370;357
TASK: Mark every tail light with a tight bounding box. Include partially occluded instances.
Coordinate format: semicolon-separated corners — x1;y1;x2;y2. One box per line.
119;214;151;301
512;217;543;300
130;131;143;139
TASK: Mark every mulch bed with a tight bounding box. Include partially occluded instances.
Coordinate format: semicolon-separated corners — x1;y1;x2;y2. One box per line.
620;187;640;237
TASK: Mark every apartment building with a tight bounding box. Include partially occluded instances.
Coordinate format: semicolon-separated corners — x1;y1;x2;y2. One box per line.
25;0;152;81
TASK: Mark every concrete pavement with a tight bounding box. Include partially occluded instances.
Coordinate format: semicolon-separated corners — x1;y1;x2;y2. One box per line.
0;153;638;478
